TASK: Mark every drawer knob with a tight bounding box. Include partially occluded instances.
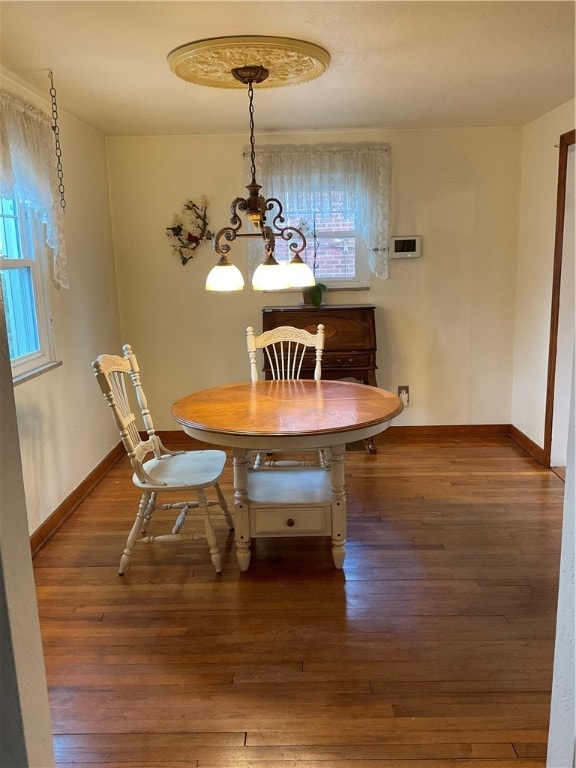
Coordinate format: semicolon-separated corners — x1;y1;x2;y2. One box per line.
286;518;295;528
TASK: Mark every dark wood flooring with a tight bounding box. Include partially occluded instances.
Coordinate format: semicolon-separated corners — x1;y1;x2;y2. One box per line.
32;434;565;767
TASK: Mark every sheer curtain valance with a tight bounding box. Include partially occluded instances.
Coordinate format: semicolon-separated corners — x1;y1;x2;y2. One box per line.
245;142;390;279
0;90;68;288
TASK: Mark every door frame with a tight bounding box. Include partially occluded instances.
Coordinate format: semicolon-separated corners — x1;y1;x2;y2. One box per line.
543;128;575;467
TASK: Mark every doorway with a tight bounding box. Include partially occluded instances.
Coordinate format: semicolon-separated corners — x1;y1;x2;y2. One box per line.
544;129;575;474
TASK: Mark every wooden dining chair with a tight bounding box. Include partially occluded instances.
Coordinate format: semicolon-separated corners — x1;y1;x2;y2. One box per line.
246;324;326;469
92;344;233;574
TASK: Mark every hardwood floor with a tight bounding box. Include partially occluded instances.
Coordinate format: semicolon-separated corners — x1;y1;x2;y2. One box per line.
32;435;565;767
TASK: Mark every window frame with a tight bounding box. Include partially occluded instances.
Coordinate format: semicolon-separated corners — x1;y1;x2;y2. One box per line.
273;209;369;291
303;213;368;290
0;197;59;384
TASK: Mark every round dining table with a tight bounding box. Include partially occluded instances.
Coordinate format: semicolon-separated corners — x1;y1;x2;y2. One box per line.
171;380;403;570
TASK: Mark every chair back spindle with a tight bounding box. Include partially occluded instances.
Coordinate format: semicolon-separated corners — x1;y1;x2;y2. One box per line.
247;324;324;382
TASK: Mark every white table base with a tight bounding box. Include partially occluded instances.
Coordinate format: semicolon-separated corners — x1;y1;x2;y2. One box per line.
232;444;347;571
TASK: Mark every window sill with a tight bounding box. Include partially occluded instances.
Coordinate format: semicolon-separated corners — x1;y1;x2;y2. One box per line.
263;286;370;294
13;359;62;386
324;286;370;292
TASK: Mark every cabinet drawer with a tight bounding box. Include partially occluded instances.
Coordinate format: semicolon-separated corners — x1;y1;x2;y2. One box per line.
251;506;330;536
286;351;372;371
322;352;372;368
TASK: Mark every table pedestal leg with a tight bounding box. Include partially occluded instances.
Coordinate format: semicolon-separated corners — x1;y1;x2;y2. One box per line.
233;448;251;571
330;443;346;569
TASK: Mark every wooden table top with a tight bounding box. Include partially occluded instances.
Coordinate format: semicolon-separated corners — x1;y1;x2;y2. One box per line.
171;380;403;444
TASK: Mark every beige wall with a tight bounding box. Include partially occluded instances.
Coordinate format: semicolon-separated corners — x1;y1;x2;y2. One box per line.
512;99;576;446
107;126;522;430
2;73;121;534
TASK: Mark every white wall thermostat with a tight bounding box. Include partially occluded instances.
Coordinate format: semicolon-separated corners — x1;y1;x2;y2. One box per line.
390;236;422;259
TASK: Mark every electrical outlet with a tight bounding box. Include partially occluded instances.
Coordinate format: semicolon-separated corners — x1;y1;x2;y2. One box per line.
398;386;409;407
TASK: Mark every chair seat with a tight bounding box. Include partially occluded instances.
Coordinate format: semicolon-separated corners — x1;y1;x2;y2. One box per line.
134;449;227;490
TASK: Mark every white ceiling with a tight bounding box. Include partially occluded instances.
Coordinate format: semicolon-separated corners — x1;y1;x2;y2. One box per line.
1;1;574;136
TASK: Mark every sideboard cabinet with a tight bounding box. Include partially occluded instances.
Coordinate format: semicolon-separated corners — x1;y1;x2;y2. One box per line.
262;304;378;387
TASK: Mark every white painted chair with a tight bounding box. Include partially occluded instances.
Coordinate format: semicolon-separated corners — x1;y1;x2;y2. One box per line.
92;344;233;574
246;324;326;469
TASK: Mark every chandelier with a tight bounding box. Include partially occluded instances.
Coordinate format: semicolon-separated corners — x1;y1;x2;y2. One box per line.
167;36;330;292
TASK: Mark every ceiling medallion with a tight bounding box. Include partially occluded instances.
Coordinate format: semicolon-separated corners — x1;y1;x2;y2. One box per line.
167;35;330;89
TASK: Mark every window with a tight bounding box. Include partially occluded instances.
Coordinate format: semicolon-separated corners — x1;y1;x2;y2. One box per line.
247;143;390;289
0;197;57;381
274;207;366;288
0;89;68;382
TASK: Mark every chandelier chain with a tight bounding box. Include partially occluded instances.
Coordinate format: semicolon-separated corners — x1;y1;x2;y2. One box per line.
248;80;257;184
48;70;66;211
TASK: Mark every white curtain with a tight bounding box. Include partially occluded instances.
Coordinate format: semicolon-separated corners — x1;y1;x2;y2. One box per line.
245;142;390;279
0;90;68;288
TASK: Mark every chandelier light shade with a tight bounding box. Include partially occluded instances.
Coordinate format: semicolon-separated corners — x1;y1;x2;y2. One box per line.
204;257;245;292
167;36;330;292
285;257;317;288
252;258;289;292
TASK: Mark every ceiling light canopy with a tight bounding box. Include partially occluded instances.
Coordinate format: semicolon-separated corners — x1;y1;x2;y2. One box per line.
167;36;330;292
167;35;330;89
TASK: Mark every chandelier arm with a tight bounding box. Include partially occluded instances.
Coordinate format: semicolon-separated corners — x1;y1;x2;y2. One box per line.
214;224;242;257
262;225;276;259
265;197;285;226
222;232;270;240
266;197;307;256
214;225;273;257
229;196;250;227
279;226;307;257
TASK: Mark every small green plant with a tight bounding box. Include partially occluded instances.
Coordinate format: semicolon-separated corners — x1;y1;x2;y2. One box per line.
302;282;327;307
